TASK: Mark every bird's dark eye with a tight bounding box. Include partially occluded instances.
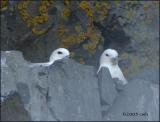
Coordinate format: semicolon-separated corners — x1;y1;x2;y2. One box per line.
106;53;109;56
57;51;63;54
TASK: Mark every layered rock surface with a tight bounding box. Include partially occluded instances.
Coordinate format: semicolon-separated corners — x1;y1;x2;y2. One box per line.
1;51;159;121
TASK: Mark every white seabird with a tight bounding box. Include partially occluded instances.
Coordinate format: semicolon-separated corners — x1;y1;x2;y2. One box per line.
97;49;128;85
29;48;70;67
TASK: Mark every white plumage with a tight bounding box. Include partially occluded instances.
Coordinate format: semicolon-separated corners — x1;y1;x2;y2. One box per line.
97;49;128;85
29;48;70;67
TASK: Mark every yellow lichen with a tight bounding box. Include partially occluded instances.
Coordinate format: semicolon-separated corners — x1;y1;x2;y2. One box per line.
63;7;70;17
17;1;107;57
31;28;48;36
64;0;70;6
75;23;82;33
0;0;8;11
59;24;101;55
79;1;94;26
79;58;85;64
17;0;53;36
94;1;111;22
56;25;68;37
81;27;101;54
80;1;93;17
60;34;77;48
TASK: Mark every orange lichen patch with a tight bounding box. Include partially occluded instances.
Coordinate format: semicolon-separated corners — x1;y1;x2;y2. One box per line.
0;0;8;11
31;28;48;36
26;19;36;28
56;25;68;37
94;1;111;22
39;4;47;15
81;27;101;54
75;23;82;33
96;2;111;10
18;0;53;35
60;34;77;48
79;58;85;64
33;15;48;24
80;1;93;17
83;42;97;54
78;33;88;44
63;7;70;17
79;0;94;26
64;0;70;6
15;1;106;55
59;25;101;54
17;1;31;10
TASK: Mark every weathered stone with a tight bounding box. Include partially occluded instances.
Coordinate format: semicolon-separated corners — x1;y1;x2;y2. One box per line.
97;67;118;106
103;79;159;121
130;67;159;84
1;51;102;121
1;93;31;121
47;59;102;121
1;51;159;121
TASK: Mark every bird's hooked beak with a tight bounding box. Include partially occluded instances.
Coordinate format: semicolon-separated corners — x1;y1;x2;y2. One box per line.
111;57;118;65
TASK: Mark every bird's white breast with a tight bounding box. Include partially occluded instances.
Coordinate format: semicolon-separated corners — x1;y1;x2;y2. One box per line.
103;65;127;84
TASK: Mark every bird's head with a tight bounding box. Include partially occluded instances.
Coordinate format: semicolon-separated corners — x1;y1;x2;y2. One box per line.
100;48;119;66
49;48;70;62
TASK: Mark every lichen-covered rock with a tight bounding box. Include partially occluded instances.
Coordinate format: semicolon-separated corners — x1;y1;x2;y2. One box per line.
1;1;159;80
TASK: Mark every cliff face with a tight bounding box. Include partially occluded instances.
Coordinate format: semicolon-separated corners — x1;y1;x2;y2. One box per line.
1;1;159;79
1;51;101;121
1;51;159;121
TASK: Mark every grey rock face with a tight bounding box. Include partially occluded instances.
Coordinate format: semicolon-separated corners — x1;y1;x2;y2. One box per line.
1;93;31;121
1;51;102;121
129;67;159;84
97;67;118;109
1;51;27;102
1;51;159;121
47;60;101;121
104;79;159;121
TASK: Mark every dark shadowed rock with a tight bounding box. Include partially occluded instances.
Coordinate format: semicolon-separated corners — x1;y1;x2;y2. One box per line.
1;93;31;121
